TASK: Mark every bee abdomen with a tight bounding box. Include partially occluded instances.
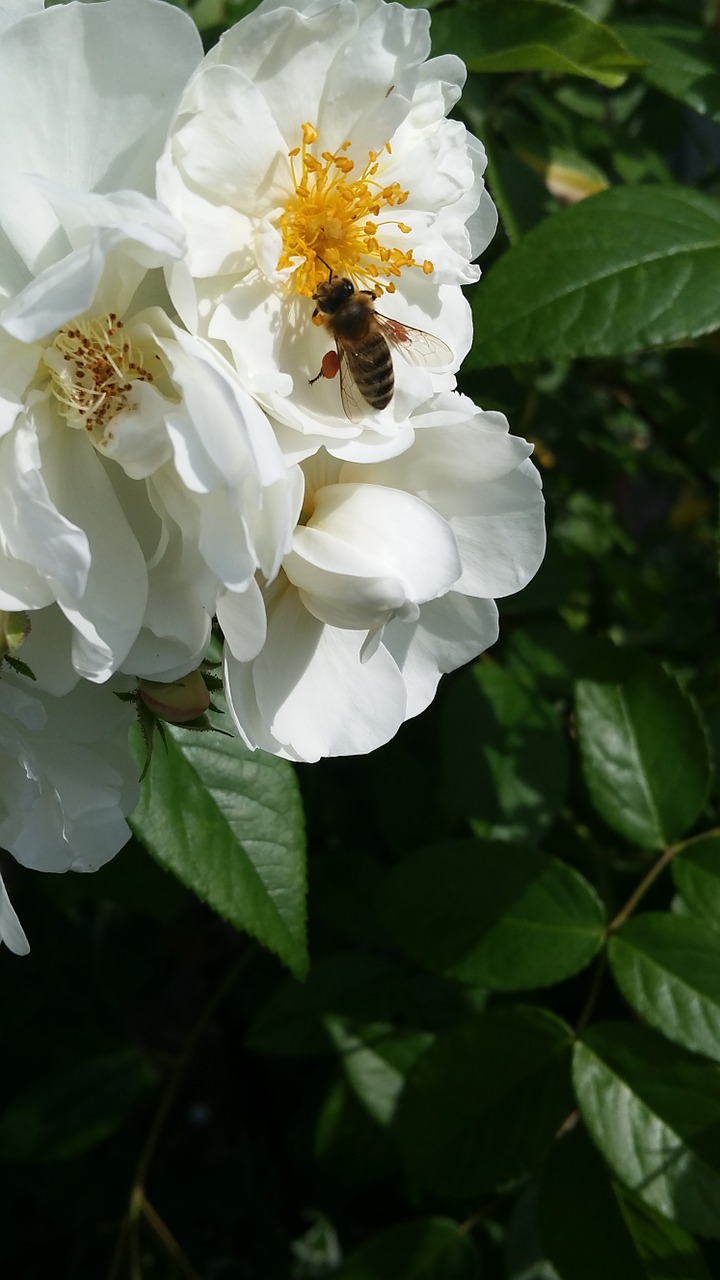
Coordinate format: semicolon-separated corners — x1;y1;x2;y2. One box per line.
351;333;394;410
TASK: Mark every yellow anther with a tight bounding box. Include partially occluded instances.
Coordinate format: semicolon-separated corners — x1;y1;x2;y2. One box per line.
277;123;433;297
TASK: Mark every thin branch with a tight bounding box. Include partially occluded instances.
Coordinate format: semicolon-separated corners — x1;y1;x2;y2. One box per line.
607;844;679;935
609;826;720;934
106;1215;130;1280
109;955;247;1279
575;950;607;1036
141;1192;203;1280
132;956;246;1197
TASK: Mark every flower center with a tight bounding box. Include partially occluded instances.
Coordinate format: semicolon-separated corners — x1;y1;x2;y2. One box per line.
277;123;433;298
43;314;154;444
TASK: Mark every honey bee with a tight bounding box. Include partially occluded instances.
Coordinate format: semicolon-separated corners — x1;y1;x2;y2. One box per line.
309;274;452;422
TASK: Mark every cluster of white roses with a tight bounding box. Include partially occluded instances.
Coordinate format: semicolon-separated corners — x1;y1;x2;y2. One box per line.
0;0;545;953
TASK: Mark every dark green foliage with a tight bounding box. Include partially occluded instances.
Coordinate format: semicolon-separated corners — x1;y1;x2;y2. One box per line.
2;0;719;1275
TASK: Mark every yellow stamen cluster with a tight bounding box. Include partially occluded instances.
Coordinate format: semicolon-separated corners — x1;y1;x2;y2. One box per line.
277;122;433;297
44;314;154;444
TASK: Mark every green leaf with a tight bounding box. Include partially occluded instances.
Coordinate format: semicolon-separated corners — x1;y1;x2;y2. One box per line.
314;1075;398;1187
441;663;569;844
378;839;606;991
575;661;711;849
672;834;720;927
245;954;469;1056
246;954;398;1056
613;19;720;122
130;716;307;978
397;1007;573;1198
431;0;639;87
324;1018;432;1126
483;136;553;243
505;621;623;697
0;1050;155;1163
609;913;720;1062
539;1125;713;1280
470;186;720;368
335;1218;479;1280
573;1023;720;1238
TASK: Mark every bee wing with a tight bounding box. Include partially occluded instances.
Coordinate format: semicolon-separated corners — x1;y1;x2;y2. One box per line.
376;314;453;369
336;342;371;423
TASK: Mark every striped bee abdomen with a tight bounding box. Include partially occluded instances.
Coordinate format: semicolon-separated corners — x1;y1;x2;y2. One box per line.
349;331;394;409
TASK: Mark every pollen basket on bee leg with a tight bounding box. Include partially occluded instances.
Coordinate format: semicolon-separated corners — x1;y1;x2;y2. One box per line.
321;350;341;380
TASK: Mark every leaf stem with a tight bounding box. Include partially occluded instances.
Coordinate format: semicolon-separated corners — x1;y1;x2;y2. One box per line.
607;843;680;934
609;826;720;933
574;950;607;1036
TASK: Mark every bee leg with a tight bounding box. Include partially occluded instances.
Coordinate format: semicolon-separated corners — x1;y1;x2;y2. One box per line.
309;350;341;386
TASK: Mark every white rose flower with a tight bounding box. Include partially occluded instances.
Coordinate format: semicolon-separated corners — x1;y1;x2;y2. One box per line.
157;0;497;460
223;398;545;761
0;0;299;683
0;669;141;955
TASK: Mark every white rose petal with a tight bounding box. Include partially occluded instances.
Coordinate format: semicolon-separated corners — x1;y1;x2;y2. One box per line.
0;0;202;202
0;872;29;957
0;669;145;953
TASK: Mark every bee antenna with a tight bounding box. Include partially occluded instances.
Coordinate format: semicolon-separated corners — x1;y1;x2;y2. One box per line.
316;255;334;281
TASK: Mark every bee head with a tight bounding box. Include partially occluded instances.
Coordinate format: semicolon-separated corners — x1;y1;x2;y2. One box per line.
312;276;355;314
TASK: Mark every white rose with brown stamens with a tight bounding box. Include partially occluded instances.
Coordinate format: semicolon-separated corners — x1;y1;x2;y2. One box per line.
0;0;299;685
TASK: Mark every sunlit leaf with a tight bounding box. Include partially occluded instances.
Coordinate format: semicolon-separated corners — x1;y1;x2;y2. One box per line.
539;1124;713;1279
609;913;720;1061
131;714;307;977
470;186;720;367
431;0;640;86
672;834;720;927
575;662;711;849
324;1019;432;1127
614;18;720;121
574;1023;720;1238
